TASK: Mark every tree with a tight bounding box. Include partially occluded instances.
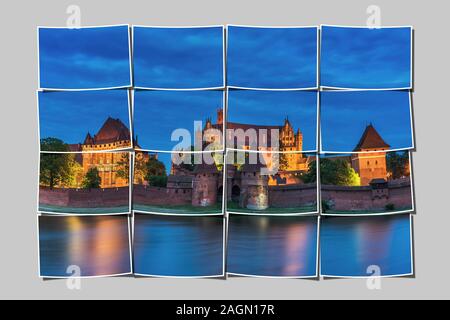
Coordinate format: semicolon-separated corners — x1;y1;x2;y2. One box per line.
82;167;101;189
387;151;409;180
40;137;69;152
302;158;360;186
278;153;290;171
145;157;167;187
115;153;130;183
67;159;84;188
40;153;73;189
301;159;317;184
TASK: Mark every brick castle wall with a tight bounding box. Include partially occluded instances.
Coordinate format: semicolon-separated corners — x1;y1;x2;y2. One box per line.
321;178;412;212
133;184;192;206
268;183;317;208
39;186;129;208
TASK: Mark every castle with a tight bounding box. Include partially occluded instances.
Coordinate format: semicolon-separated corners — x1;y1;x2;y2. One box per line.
157;122;393;210
351;124;391;186
69;117;132;188
73;115;393;210
203;109;309;172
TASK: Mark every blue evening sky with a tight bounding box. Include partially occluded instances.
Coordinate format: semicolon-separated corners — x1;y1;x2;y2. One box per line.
227;26;318;89
321;26;412;89
39;26;131;89
39;90;130;145
228;90;318;151
320;91;413;152
134;90;223;151
133;26;224;89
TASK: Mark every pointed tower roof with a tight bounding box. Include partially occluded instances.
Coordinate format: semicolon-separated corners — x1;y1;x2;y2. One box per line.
83;132;94;145
92;117;130;144
353;124;390;151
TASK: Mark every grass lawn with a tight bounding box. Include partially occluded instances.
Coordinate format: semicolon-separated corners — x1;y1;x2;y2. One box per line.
38;204;130;214
226;202;317;214
133;203;223;215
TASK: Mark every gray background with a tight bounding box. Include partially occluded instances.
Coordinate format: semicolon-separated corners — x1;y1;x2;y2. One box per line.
0;0;447;300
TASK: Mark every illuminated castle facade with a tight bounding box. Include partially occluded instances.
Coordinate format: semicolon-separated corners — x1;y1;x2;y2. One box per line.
70;117;132;188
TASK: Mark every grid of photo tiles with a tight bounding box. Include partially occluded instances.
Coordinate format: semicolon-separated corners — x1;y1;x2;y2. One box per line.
37;24;415;279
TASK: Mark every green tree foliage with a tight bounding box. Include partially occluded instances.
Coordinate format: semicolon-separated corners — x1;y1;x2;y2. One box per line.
278;153;290;171
145;156;167;187
67;160;84;188
387;151;409;180
82;167;101;189
302;158;360;186
40;153;73;189
115;153;130;183
40;137;69;152
148;175;168;188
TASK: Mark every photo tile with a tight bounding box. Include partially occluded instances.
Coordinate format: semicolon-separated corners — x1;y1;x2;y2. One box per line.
320;214;413;278
227;26;318;89
133;213;225;277
38;25;132;90
38;152;131;215
133;90;224;152
38;215;132;278
320;25;413;90
320;90;414;153
38;90;132;153
133;151;224;216
227;214;319;277
133;26;224;89
320;151;414;216
227;89;318;153
225;151;318;215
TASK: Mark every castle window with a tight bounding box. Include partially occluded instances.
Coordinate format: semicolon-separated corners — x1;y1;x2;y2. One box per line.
367;161;370;165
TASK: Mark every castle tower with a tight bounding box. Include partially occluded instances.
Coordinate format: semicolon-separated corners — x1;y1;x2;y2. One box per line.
295;129;303;153
217;108;223;125
239;164;269;210
191;163;220;207
280;118;295;151
351;124;390;186
78;117;131;188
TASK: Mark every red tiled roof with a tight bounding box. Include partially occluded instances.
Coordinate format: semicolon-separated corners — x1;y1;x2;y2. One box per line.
84;117;130;145
354;125;390;151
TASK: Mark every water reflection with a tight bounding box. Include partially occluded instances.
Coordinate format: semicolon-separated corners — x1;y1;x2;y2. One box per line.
134;214;224;277
39;215;132;277
227;215;318;277
320;214;412;277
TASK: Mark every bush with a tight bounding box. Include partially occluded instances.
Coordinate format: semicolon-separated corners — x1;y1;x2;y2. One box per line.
385;203;395;211
148;175;168;188
322;200;330;212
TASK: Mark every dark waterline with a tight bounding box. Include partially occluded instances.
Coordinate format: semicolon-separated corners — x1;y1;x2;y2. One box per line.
133;214;224;277
320;214;412;277
39;215;131;277
227;215;318;277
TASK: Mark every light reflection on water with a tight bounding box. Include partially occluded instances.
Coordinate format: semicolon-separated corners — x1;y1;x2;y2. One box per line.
227;215;318;277
39;215;132;277
320;214;412;277
133;214;224;277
